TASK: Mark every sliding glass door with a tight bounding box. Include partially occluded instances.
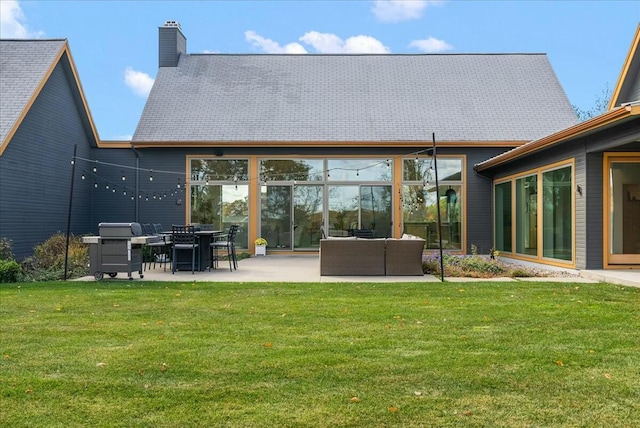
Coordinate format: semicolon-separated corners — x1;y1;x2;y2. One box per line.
260;184;324;250
327;185;392;238
606;156;640;266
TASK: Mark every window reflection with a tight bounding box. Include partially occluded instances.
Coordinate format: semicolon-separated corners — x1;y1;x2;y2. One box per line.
328;159;392;181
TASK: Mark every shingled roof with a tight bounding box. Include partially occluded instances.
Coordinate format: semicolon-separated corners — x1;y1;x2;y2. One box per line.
0;39;98;152
0;39;67;148
133;53;578;144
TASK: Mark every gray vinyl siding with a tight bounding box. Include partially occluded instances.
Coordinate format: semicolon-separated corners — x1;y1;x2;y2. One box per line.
615;56;640;106
574;152;586;269
629;77;640;104
89;148;189;232
585;153;603;269
463;147;512;254
584;119;640;153
0;62;93;259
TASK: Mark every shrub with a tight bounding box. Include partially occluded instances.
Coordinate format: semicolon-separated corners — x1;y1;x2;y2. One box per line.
0;259;21;283
22;233;89;281
0;237;15;261
423;250;539;278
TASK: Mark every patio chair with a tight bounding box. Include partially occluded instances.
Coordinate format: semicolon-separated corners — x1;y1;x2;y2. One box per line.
142;223;168;271
152;223;171;270
210;224;239;272
172;225;200;274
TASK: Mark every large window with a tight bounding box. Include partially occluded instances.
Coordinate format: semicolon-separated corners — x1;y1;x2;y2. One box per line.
515;175;537;256
402;157;463;250
495;162;573;265
190;159;249;247
494;181;512;252
542;166;572;260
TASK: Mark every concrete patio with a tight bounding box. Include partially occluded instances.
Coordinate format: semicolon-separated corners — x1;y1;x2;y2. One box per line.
76;255;640;287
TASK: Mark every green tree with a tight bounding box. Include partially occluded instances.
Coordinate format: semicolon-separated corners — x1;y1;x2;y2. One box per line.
573;84;612;121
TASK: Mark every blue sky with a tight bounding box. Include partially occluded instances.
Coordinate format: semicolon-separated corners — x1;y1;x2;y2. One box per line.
1;0;638;140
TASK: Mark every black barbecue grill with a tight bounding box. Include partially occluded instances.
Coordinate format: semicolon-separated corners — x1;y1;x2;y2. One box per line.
83;222;148;280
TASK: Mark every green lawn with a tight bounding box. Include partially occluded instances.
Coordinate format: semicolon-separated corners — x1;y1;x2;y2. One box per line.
1;281;638;427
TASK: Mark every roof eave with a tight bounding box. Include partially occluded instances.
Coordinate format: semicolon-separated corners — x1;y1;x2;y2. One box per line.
608;24;640;110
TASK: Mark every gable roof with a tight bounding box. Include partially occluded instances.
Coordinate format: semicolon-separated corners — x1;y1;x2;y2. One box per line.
132;53;578;145
0;39;99;155
609;24;640;109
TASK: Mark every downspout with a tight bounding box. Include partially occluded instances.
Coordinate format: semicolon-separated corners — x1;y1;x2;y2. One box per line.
130;143;140;223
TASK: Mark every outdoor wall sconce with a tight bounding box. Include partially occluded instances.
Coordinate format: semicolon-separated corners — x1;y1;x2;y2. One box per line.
576;184;583;196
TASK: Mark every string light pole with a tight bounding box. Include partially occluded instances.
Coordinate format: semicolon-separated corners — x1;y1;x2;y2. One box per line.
431;133;445;282
64;145;77;281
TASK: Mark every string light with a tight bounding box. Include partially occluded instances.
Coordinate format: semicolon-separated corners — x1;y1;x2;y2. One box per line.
72;147;441;205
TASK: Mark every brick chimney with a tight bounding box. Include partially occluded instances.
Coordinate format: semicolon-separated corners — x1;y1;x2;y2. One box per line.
159;20;186;67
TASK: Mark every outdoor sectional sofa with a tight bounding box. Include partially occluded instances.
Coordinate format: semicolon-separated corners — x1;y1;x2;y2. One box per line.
319;237;426;276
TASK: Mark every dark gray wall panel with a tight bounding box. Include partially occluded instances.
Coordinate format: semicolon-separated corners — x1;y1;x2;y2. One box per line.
585;153;603;269
0;63;93;259
584;119;640;153
464;148;511;254
90;148;189;232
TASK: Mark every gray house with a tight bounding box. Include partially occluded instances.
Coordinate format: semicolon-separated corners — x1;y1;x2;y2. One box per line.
475;26;640;270
1;21;637;271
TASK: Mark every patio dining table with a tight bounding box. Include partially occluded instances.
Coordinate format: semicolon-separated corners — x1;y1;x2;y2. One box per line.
170;229;223;271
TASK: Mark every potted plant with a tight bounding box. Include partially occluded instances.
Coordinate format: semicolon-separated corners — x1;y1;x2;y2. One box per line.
254;238;267;256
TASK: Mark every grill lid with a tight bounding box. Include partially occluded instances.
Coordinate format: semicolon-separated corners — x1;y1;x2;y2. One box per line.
98;222;143;237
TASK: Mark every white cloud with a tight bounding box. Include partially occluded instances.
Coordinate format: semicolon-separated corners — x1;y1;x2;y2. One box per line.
124;67;154;97
409;37;453;53
0;0;44;38
245;30;307;54
245;30;390;54
300;31;390;54
371;0;441;23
